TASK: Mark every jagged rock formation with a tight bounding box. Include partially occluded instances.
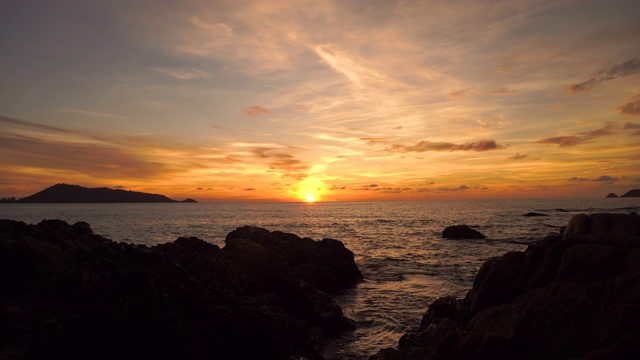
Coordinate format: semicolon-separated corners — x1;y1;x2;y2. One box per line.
373;213;640;360
0;220;361;359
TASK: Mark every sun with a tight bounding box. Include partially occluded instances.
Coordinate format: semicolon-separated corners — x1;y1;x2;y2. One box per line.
305;194;315;203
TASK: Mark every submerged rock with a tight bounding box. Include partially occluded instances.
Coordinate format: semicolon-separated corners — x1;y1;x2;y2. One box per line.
374;213;640;360
442;225;485;239
0;219;362;359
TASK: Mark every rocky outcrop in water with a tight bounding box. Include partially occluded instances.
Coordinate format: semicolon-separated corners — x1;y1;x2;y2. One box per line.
442;225;485;239
0;220;362;359
522;212;548;217
621;189;640;197
606;192;619;198
374;213;640;360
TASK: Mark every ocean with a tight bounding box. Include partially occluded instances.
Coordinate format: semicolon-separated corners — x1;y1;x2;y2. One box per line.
2;198;639;358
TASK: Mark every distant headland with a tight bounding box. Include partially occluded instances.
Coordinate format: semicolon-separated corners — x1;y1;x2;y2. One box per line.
0;184;197;203
605;189;640;198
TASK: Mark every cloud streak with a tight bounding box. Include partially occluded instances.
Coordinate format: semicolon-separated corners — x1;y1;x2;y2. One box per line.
619;95;640;116
0;115;78;134
387;139;505;153
535;123;614;147
154;67;210;80
565;58;640;93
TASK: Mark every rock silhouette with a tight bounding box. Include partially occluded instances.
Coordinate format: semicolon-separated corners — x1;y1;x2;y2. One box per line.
442;225;486;239
16;183;197;203
373;213;640;360
522;212;549;216
621;189;640;197
0;220;361;359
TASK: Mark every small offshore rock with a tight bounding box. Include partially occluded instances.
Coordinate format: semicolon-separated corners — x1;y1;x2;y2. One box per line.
522;212;549;217
442;225;485;239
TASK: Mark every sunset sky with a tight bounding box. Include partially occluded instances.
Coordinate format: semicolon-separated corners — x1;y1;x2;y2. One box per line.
1;0;639;202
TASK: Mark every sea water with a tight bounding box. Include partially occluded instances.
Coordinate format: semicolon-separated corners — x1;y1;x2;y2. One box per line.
2;198;639;358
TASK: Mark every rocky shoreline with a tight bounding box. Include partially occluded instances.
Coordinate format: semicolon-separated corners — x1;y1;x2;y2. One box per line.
0;220;362;359
2;213;640;359
373;213;640;360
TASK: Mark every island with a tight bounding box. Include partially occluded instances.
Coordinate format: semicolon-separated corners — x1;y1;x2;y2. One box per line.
3;184;197;203
605;189;640;198
621;189;640;197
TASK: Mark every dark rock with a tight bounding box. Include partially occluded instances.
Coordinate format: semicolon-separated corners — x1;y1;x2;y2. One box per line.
621;189;640;197
606;192;619;198
442;225;485;239
17;183;182;203
563;213;640;244
373;213;640;360
522;212;549;216
0;220;362;359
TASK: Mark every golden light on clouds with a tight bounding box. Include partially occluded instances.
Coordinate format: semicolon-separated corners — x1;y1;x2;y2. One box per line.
1;1;640;201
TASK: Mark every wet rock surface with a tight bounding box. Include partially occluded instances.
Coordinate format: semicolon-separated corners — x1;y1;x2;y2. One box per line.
0;219;362;359
374;213;640;360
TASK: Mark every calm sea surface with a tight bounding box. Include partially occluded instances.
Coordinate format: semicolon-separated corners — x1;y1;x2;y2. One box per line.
2;198;639;358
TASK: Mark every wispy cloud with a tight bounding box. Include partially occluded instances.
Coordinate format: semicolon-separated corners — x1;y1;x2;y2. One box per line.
51;109;128;120
624;122;640;136
359;137;392;145
510;153;528;160
0;115;77;134
569;175;619;183
250;147;308;180
618;95;640;116
535;123;614;147
0;132;167;179
448;88;517;100
565;58;640;94
154;67;210;80
387;139;505;153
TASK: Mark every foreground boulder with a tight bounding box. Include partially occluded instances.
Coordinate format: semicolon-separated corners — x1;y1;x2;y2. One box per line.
374;213;640;360
442;225;485;239
0;220;362;359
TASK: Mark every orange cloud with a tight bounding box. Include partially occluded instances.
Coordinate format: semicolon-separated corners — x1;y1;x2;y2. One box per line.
535;136;584;147
244;105;272;117
535;123;615;147
387;139;505;153
359;137;391;145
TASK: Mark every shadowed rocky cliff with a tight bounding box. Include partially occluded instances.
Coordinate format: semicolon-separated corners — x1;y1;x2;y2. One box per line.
373;213;640;360
0;220;362;359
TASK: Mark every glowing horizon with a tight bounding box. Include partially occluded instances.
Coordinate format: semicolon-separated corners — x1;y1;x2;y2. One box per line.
1;1;639;202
